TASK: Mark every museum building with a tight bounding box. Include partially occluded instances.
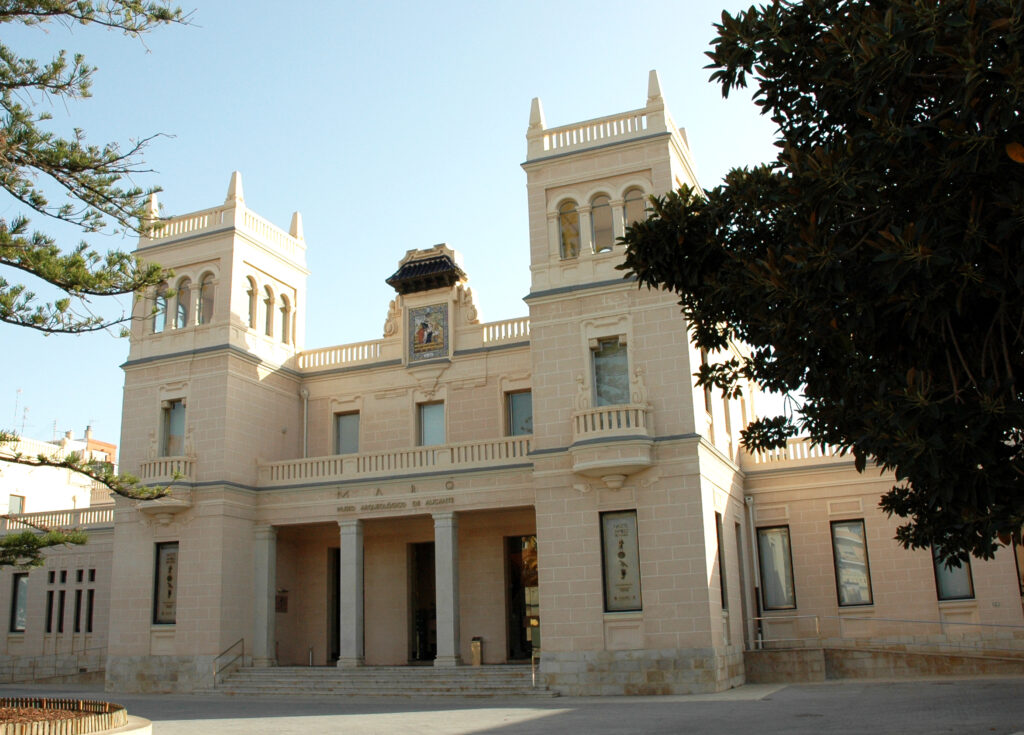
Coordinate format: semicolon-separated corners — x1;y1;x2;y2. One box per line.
1;72;1022;694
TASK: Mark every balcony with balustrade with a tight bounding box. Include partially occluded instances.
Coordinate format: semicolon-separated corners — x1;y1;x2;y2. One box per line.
257;436;532;489
569;403;654;489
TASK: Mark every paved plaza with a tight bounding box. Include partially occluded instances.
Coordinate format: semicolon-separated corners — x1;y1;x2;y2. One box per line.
2;677;1023;734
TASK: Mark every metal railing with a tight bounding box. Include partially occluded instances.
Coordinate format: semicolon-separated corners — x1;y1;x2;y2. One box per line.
0;646;106;684
752;614;1024;657
213;637;245;686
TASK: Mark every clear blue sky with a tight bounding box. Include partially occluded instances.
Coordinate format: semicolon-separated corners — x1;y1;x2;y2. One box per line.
1;1;778;448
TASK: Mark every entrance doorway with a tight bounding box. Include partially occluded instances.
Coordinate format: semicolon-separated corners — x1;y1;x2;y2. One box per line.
328;548;339;663
408;542;436;663
506;535;539;661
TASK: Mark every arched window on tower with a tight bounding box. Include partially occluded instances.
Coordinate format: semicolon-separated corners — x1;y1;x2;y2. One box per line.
279;294;291;344
198;274;215;325
624;188;646;226
558;200;580;259
153;283;168;333
175;279;191;329
590;194;613;253
263;287;274;337
246;277;257;329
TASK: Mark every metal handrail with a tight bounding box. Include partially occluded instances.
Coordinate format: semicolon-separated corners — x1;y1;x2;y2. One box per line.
751;614;1024;655
0;645;106;684
212;637;245;685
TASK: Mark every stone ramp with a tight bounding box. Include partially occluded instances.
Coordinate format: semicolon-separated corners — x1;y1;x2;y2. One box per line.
218;665;557;697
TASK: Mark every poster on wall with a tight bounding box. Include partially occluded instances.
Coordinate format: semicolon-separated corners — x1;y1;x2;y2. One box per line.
153;541;179;624
601;510;642;612
408;304;448;362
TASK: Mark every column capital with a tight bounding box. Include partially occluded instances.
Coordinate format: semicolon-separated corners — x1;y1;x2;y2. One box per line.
338;518;363;532
432;510;458;524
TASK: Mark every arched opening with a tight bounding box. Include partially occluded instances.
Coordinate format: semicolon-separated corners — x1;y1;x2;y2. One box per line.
264;286;274;337
279;294;291;344
558;200;579;259
175;279;191;329
624;188;646;226
246;277;258;329
153;283;168;333
198;274;215;325
590;194;613;252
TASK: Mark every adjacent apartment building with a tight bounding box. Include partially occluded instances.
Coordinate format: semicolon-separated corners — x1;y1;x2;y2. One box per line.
1;72;1021;694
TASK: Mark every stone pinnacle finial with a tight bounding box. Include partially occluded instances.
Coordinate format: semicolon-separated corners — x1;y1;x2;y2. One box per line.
290;211;304;240
147;192;159;220
225;170;244;206
528;97;545;131
647;69;663;104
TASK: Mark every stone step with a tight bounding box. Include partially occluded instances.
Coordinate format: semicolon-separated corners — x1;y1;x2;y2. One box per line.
219;665;556;697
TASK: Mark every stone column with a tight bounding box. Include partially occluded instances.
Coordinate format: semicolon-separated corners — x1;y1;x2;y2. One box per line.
433;511;461;667
337;519;364;668
251;525;277;667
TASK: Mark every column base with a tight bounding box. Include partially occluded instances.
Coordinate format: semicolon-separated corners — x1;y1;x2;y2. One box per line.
433;655;462;668
251;657;276;668
337;657;364;669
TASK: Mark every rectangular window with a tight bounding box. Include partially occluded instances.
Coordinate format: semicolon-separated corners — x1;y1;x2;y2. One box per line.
45;590;53;633
715;513;728;610
59;570;66;584
506;391;533;436
334;412;360;455
73;589;82;633
9;573;27;632
417;402;445;446
593;338;629;406
831;520;873;606
8;495;24;515
600;510;642;612
161;399;186;456
153;541;179;624
57;589;65;633
933;549;974;601
757;526;797;610
76;569;83;583
86;589;95;633
88;569;96;583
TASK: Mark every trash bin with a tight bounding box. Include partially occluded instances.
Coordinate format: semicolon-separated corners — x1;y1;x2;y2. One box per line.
471;636;483;666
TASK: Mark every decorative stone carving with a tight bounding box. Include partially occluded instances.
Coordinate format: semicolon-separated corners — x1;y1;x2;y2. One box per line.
574;373;590;410
457;285;479;325
631;366;649;404
383;298;401;337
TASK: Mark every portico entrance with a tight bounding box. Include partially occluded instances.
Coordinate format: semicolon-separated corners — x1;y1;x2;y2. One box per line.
408;541;436;662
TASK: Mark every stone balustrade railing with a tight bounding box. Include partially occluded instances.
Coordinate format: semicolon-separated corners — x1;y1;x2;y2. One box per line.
482;317;530;346
258;436;531;487
0;507;115;533
298;339;384;370
532;108;648;158
742;437;845;467
572;403;652;443
138;456;194;482
144;206;228;241
141;205;304;262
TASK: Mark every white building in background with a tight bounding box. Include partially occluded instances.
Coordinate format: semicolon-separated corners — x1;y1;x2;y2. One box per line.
0;71;1021;694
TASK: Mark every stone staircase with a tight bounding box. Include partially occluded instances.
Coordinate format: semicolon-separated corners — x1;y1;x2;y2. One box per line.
218;665;557;697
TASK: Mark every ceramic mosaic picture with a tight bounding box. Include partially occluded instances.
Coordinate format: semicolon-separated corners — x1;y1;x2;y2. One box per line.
408;303;448;362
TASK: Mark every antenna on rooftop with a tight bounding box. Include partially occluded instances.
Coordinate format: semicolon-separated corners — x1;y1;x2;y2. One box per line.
12;388;20;427
19;407;27;436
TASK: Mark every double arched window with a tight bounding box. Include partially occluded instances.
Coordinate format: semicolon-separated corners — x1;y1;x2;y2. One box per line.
590;194;613;253
558;200;580;259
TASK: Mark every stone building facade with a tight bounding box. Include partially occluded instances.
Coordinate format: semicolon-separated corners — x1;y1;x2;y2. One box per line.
0;71;1021;694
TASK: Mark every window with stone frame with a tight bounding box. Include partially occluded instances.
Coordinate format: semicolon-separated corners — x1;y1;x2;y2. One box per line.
757;526;797;610
592;337;629;406
932;547;975;601
506;390;533;436
161;399;186;457
417;402;445;446
198;273;215;325
830;519;873;606
558;200;580;259
334;412;360;455
590;194;614;253
175;278;191;328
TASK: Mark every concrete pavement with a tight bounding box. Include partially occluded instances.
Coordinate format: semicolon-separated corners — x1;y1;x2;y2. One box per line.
2;678;1023;734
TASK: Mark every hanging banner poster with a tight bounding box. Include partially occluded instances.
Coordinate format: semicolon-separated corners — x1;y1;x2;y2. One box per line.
601;510;642;612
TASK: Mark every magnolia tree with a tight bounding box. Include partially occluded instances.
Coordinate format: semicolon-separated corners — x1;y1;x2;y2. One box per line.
621;0;1024;563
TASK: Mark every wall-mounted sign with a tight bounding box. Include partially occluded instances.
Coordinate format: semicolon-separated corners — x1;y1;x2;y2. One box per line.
601;510;642;612
153;541;179;624
408;304;448;362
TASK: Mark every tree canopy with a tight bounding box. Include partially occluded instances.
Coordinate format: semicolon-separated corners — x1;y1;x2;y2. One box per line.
620;0;1024;562
0;0;182;566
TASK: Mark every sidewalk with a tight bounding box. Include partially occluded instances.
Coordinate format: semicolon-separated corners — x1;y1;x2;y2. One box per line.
1;678;1022;734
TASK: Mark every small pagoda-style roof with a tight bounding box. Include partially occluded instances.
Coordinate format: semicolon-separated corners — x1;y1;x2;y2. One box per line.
386;245;467;294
